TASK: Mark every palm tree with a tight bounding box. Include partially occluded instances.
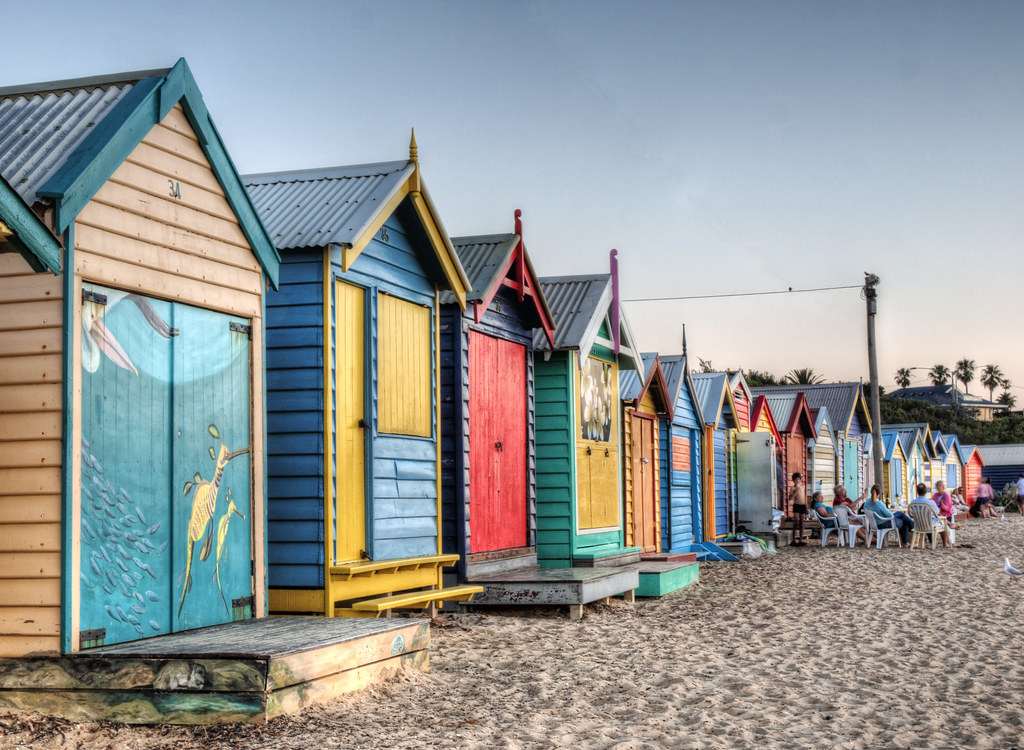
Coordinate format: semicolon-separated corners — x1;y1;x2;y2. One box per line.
981;364;1004;401
955;358;976;394
783;368;825;385
998;390;1017;409
928;364;950;387
894;368;912;389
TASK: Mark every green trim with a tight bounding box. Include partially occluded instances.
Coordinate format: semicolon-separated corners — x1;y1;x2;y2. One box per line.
0;179;62;273
36;58;280;288
59;225;75;653
260;275;269;616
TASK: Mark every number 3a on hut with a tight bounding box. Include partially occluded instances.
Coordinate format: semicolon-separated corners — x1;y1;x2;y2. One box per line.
168;179;182;199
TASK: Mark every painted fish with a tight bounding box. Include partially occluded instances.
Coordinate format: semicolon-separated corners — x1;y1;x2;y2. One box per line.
140;537;155;551
133;591;145;604
100;546;112;564
115;605;129;622
125;532;139;543
131;604;145;615
82;518;96;538
121;516;136;527
126;614;140;627
104;568;119;585
89;557;102;577
101;582;115;595
147;523;161;536
131;557;148;572
119;582;132;598
105;605;120;622
135;506;146;525
80;572;94;590
114;557;129;573
82;436;91;450
121;573;136;588
133;624;144;635
102;506;116;519
120;488;132;503
145;590;160;602
130;570;144;582
117;544;132;561
134;542;149;554
157;542;168;555
149;620;161;631
116;502;129;516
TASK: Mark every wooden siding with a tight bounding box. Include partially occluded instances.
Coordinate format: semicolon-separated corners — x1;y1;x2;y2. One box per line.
812;436;836;503
0;252;62;656
661;377;702;551
534;353;575;567
732;388;750;431
266;251;325;590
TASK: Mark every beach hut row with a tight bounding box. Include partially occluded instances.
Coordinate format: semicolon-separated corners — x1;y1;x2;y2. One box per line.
0;59;993;683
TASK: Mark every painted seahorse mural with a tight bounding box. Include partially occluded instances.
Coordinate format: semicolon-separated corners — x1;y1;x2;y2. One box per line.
178;424;250;617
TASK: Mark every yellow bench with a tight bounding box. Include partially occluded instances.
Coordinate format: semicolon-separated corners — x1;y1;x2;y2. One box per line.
330;553;461;580
347;584;484;618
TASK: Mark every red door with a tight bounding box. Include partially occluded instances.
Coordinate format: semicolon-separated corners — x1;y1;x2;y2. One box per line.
468;331;527;552
630;412;659;552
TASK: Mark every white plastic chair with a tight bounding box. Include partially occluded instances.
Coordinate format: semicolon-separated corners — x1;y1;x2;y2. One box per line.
833;505;865;548
863;509;901;549
908;503;948;549
813;508;842;547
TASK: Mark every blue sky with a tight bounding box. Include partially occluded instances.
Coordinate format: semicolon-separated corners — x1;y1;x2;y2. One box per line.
5;1;1023;395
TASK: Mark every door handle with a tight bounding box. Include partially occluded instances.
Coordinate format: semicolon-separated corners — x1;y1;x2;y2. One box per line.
586;447;592;455
641;457;649;464
358;418;369;429
495;441;503;452
605;449;610;457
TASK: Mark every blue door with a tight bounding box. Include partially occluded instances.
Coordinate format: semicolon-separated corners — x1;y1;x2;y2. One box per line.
843;440;859;497
713;429;728;538
947;465;957;489
79;284;252;647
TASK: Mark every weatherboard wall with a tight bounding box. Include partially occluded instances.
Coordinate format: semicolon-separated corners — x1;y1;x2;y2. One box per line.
0;252;63;658
440;286;537;576
660;377;702;552
534;352;576;567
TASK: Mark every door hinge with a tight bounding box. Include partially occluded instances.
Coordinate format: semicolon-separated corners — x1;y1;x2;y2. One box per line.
230;322;252;338
232;595;254;609
82;290;107;305
80;627;106;648
251;559;255;577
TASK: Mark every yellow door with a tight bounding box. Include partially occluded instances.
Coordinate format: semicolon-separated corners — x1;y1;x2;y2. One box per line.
575;356;619;530
335;281;366;562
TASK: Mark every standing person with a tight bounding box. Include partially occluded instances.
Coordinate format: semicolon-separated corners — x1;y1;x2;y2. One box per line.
910;482;951;547
972;477;997;518
1016;474;1024;514
789;472;808;547
864;484;912;547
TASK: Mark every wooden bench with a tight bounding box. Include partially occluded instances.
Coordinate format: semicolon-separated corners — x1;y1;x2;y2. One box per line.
347;584;484;618
330;553;461;580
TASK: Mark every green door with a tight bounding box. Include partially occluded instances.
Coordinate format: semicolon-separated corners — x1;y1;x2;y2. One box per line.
79;284;252;647
843;440;859;497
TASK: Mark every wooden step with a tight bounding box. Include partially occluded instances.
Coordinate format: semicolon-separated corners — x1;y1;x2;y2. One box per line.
330;554;460;579
641;551;698;563
348;585;484;617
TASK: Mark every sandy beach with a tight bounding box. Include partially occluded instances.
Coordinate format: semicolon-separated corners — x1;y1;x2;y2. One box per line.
4;516;1024;749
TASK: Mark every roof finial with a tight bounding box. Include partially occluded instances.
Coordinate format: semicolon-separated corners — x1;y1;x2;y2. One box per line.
409;128;418;164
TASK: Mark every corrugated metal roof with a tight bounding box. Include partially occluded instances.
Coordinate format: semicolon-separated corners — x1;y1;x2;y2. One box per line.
691;372;728;425
440;233;517;305
620;352;658;400
750;383;865;432
959;444;982;466
882;430;898;461
533;274;610;351
659;355;685;405
0;74;150;203
243;161;414;250
757;393;798;431
977;444;1024;466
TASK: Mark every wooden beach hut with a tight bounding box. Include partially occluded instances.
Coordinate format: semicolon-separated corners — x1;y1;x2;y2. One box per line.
657;353;705;554
759;384;872;498
438;217;556;581
891;427;929;493
0;61;280;659
881;430;909;503
886;423;940;487
727;371;753;432
937;433;964;491
531;263;644;569
808;407;838;503
959;444;985;504
244;136;484;618
748;389;816;516
691;372;744;540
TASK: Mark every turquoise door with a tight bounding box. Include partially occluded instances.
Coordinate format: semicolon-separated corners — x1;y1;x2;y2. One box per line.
843;440;859;497
79;284;252;647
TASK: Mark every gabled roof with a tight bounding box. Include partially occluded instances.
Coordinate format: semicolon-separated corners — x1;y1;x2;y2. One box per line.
931;431;949;459
0;175;61;272
881;430;905;462
620;353;670;414
890;427;927;462
939;433;962;461
657;353;706;427
728;371;752;402
534;274;642;371
0;59;280;285
749;383;872;434
888;384;1007;412
748;389;816;439
244;133;470;303
750;395;782;444
976;444;1024;467
959;444;984;466
691;372;740;428
444;219;555;345
884;423;939;458
808;407;838;455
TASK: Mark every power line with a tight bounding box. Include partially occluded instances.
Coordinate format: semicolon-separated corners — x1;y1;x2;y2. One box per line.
622;283;863;303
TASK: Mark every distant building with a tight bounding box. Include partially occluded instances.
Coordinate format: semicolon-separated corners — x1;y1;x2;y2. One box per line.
887;384;1007;422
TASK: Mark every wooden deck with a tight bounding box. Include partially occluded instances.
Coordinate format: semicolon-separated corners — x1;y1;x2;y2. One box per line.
467;566;639;620
0;617;428;725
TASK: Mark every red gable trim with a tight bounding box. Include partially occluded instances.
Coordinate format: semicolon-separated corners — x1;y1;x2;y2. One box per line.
785;393;817;440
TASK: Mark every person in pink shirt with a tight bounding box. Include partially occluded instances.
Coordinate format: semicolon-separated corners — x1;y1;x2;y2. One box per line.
970;477;998;518
933;480;961;529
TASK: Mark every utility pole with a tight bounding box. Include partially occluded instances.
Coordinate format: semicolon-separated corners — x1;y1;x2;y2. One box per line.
865;273;884;492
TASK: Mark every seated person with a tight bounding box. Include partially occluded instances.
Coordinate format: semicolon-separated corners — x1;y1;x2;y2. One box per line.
812;492;836;527
863;483;911;547
833;484;866;511
933;480;961;530
909;482;951;547
950;486;969;514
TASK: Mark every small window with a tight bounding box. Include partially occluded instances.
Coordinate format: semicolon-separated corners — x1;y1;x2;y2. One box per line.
377;293;431;437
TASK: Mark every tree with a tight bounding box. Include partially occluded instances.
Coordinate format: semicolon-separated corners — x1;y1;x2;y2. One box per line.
697;357;715;373
895;368;912;389
783;368;825;385
998;390;1017;410
981;364;1004;401
928;364;950;387
744;368;780;387
955;358;976;394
